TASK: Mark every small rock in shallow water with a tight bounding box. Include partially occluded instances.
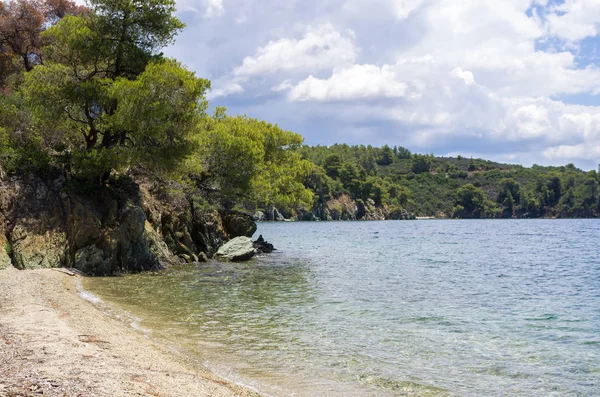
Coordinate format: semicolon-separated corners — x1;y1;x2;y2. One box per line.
253;235;275;253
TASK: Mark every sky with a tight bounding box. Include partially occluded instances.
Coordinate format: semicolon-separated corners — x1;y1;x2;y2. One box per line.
136;1;600;169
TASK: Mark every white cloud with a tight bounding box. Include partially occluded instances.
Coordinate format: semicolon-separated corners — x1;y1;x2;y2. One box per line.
391;0;427;20
208;81;244;99
288;64;408;101
170;0;600;169
544;144;600;161
545;0;600;41
205;0;225;19
233;24;358;77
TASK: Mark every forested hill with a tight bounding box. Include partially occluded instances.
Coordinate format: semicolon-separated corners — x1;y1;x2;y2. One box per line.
297;144;600;219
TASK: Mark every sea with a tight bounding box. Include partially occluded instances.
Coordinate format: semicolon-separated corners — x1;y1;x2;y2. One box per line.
82;220;600;396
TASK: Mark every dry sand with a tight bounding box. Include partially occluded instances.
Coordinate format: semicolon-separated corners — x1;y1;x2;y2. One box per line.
0;268;262;397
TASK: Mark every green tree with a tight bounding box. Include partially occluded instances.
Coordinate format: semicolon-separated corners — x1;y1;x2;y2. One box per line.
502;190;515;218
497;178;521;204
323;154;342;179
339;162;362;198
376;144;394;166
468;157;476;172
396;146;412;159
454;184;485;218
411;154;431;174
546;176;562;206
21;0;205;180
196;112;313;209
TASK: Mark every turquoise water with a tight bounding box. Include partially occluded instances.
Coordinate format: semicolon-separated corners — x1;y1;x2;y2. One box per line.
84;220;600;396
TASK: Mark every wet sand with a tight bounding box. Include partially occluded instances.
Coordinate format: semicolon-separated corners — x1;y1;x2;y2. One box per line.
0;268;262;397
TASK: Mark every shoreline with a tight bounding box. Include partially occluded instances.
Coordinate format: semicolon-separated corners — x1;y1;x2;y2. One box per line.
0;268;262;397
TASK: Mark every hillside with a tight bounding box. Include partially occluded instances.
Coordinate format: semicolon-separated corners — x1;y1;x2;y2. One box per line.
296;144;599;219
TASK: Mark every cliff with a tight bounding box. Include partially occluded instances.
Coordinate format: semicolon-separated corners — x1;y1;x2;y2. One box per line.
0;169;257;275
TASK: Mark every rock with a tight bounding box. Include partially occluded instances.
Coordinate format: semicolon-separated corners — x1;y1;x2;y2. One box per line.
253;234;275;253
273;208;285;221
66;198;102;250
11;226;66;270
196;252;208;262
221;210;257;238
252;210;266;222
215;236;255;262
265;207;285;221
0;234;12;269
75;245;110;276
326;194;357;220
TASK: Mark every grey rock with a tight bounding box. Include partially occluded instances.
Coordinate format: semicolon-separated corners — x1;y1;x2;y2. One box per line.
215;236;255;262
75;245;110;276
252;211;266;221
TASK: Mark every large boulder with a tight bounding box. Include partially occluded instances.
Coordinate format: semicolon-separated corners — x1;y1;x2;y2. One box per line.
215;236;255;262
221;210;257;238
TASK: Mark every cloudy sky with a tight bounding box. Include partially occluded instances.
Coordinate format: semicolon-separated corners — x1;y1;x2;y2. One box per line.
163;0;600;170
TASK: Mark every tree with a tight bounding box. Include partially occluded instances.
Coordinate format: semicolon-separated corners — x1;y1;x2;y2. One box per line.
0;0;84;76
22;0;204;180
376;144;394;166
339;162;362;198
497;178;521;204
454;184;485;218
546;176;562;206
323;154;342;180
411;154;431;174
468;157;476;171
582;178;598;209
396;146;411;159
196;112;313;209
502;190;515;218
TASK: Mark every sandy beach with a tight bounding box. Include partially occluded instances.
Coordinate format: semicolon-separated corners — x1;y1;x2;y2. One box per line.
0;268;262;397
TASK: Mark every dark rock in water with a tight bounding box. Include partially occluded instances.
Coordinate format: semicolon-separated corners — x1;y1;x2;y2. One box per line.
220;210;257;237
215;236;255;262
253;234;275;253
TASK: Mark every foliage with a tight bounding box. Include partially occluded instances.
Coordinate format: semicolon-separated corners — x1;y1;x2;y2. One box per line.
11;0;209;180
195;111;313;209
299;144;600;219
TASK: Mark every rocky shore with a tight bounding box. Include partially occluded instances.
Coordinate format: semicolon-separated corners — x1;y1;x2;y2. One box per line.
0;268;262;397
0;169;263;275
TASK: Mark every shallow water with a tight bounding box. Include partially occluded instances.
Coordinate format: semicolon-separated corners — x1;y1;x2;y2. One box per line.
84;220;600;396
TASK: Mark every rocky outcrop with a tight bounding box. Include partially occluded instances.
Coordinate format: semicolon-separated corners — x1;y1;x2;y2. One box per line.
220;210;257;237
215;236;255;262
0;169;262;275
387;207;415;220
357;199;386;220
326;194;358;220
253;235;275;253
265;207;285;221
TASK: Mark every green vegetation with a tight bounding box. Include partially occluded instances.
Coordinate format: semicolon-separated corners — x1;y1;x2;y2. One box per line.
299;144;600;219
1;0;598;220
0;0;312;212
